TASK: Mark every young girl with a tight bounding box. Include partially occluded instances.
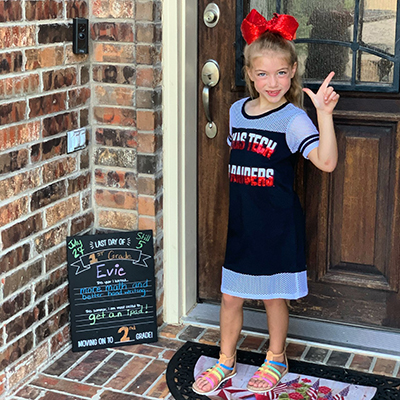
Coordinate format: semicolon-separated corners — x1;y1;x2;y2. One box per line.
192;10;339;395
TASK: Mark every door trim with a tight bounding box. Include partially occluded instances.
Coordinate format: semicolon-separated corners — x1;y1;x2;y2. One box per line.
163;0;198;322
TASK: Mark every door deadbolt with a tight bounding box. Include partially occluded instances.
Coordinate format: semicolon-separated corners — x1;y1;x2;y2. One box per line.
203;3;220;28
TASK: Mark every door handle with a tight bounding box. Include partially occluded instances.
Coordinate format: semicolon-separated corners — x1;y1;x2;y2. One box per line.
201;60;220;138
202;86;212;124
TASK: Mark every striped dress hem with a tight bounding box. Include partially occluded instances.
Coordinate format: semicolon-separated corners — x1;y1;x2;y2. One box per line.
221;267;308;300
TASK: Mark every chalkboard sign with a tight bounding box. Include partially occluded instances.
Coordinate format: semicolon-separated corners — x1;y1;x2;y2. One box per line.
67;230;158;352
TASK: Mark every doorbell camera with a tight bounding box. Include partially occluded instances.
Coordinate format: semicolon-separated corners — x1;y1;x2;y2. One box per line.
73;18;89;54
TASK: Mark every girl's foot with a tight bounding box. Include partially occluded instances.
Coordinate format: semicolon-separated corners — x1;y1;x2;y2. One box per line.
247;349;288;393
192;352;237;395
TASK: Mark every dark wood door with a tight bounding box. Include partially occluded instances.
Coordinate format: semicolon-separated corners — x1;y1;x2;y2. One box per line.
197;0;239;305
197;0;400;329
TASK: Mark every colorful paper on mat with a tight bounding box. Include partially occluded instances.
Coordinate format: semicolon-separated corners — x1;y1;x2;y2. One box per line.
194;356;377;400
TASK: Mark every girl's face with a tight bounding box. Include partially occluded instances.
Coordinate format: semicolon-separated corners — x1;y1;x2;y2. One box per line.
247;51;297;109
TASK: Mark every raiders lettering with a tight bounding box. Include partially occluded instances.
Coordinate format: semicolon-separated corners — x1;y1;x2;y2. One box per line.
229;164;274;187
231;131;277;158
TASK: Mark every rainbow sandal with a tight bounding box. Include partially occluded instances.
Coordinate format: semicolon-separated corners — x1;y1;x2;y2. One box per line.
192;352;237;395
247;350;288;393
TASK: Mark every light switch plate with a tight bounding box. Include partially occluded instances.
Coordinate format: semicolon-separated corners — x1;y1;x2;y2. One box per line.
67;128;86;153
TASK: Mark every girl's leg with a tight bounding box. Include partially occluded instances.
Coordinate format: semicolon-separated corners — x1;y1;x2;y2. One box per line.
220;293;244;356
247;298;289;390
193;293;244;393
264;298;288;355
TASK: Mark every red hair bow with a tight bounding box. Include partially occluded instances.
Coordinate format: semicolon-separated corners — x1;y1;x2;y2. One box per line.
241;9;299;44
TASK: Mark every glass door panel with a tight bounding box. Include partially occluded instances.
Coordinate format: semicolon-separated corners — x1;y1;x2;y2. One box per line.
238;0;400;92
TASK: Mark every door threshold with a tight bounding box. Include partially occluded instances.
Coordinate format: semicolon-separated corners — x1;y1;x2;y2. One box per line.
182;303;400;357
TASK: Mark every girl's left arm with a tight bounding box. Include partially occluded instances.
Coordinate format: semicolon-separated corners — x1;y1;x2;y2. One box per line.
303;71;339;173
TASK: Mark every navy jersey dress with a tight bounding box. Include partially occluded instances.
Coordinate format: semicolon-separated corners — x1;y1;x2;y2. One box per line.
221;98;319;300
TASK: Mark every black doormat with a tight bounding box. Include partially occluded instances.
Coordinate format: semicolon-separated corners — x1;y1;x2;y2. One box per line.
166;341;400;400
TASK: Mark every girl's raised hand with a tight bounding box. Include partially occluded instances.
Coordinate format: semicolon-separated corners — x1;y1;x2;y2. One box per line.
302;71;339;115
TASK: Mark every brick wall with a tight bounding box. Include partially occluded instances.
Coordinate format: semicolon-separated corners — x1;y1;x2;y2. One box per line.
0;0;164;397
91;0;164;322
0;0;93;397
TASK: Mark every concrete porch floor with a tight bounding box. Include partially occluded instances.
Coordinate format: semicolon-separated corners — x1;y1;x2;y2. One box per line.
8;323;400;400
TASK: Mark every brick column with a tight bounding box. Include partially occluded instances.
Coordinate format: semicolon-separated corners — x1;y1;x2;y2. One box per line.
0;0;92;397
91;0;163;321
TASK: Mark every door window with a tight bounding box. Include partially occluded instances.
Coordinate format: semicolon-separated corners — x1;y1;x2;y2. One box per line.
237;0;400;92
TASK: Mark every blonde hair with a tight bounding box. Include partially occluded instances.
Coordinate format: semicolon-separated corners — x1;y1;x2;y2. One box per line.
243;32;303;108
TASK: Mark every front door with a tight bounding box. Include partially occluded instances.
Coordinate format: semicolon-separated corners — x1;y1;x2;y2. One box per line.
197;0;400;329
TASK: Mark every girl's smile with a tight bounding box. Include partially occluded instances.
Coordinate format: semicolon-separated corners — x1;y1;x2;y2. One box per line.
246;52;297;111
266;90;281;97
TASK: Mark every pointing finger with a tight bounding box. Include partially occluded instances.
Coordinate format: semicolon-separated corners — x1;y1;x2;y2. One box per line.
321;71;335;91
